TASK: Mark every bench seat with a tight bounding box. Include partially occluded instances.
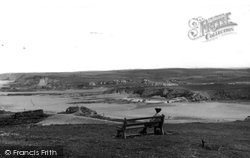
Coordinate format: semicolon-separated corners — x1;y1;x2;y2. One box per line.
117;125;144;130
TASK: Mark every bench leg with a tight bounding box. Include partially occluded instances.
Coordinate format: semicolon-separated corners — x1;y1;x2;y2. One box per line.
161;127;164;135
159;126;164;135
154;127;158;134
123;131;126;139
117;129;127;139
117;129;122;137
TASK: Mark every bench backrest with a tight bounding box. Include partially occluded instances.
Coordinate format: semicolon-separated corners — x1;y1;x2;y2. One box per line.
122;114;165;128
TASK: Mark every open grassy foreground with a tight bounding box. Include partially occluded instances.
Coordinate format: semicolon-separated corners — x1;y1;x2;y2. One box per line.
1;121;250;158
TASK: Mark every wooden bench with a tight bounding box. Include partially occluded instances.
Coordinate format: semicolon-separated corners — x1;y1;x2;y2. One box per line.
116;114;165;139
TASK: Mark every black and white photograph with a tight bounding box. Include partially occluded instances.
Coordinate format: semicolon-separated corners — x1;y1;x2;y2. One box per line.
0;0;250;157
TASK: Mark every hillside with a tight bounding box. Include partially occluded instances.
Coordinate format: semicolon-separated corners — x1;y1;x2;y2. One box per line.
1;68;250;102
1;68;250;85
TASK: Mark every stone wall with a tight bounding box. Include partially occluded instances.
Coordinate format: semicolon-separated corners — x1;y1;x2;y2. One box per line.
0;109;47;125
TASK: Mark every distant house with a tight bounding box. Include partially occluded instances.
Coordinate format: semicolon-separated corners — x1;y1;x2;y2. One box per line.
89;82;96;86
38;77;49;88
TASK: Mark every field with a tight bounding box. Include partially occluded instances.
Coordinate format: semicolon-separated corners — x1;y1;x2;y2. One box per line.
1;122;250;158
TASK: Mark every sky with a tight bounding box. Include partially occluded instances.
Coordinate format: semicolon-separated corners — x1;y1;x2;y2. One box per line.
0;0;249;74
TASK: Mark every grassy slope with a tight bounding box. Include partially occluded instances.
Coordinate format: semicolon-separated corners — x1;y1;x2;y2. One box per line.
1;121;250;158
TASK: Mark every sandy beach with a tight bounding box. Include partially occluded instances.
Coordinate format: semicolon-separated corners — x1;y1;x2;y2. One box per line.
1;89;249;124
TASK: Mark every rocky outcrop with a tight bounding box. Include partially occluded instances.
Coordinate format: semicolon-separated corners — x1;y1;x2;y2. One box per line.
60;106;123;122
64;106;97;116
104;87;195;101
160;89;194;100
191;92;211;101
104;86;250;102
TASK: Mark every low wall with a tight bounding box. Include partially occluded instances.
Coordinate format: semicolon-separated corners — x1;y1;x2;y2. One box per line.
0;109;47;125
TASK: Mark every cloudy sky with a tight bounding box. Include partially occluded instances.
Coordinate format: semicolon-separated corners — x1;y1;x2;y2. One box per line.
0;0;249;73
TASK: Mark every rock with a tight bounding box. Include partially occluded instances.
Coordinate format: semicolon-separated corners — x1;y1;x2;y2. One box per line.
65;106;79;114
191;92;210;102
65;106;97;116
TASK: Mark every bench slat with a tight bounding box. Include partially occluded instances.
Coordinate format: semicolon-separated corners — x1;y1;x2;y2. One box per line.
125;125;144;130
126;116;164;121
126;121;162;127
